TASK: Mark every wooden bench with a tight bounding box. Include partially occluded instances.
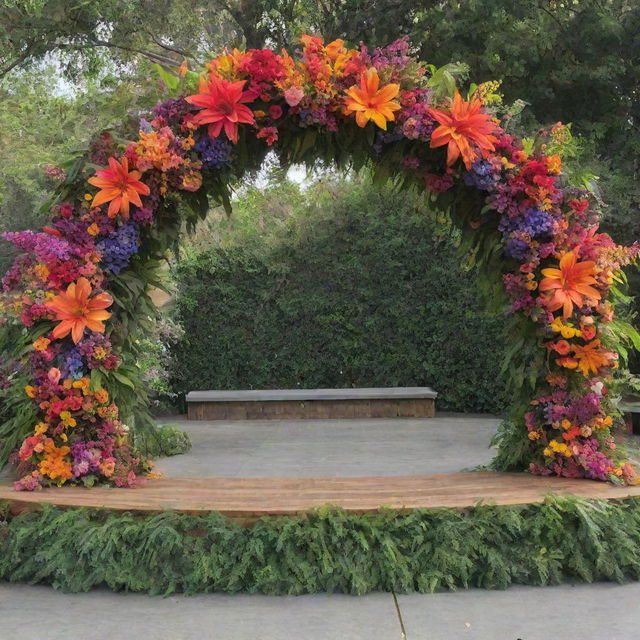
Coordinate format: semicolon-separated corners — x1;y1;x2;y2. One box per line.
186;387;438;420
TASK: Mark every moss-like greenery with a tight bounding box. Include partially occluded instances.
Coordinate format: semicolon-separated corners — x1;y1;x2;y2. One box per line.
2;496;640;595
134;423;192;459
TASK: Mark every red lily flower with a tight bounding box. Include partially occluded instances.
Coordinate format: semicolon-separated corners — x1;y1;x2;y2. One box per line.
186;74;255;143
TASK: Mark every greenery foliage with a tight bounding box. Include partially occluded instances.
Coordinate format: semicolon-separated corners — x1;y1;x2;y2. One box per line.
3;496;640;595
171;177;507;413
134;423;191;459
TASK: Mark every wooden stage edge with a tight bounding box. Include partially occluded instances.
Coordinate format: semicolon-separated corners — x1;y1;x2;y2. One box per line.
3;471;640;519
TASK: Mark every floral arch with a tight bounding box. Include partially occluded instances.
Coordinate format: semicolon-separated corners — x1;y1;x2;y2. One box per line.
1;35;638;491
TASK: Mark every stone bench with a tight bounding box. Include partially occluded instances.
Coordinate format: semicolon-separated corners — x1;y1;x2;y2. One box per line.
186;387;438;420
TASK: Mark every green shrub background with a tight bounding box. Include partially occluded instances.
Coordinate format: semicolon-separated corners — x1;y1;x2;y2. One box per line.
171;177;506;413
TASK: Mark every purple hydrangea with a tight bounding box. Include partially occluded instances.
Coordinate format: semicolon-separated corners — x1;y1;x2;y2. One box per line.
194;137;234;170
97;221;140;274
499;207;555;259
63;347;85;378
463;160;498;191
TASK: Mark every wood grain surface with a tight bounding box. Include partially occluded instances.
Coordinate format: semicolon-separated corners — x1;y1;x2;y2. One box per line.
2;471;640;518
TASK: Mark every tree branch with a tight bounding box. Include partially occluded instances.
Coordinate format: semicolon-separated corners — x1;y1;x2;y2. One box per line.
0;44;34;79
87;38;182;67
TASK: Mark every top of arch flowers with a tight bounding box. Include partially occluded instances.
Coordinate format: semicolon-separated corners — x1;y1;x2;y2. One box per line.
1;35;639;491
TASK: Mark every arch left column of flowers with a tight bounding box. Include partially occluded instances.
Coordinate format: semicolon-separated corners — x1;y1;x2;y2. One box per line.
1;35;638;491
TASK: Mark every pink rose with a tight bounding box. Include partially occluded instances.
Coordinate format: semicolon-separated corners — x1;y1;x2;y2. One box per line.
284;86;304;107
48;367;61;384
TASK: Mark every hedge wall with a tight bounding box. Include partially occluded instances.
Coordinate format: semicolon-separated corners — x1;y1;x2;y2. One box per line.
171;178;507;413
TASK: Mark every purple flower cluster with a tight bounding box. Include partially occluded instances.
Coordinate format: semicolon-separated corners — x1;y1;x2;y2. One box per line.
97;222;140;274
71;442;102;478
133;206;154;226
463;160;498;190
63;347;85;378
396;97;436;141
152;97;194;129
568;392;602;425
2;230;71;264
194;137;234;170
498;207;554;260
366;37;413;70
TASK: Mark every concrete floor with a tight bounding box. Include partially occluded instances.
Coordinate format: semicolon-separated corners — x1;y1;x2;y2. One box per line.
155;413;500;477
2;582;640;640
3;414;640;638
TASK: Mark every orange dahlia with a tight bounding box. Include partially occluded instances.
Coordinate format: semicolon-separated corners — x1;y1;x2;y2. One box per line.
344;67;400;130
539;251;601;318
186;74;255;143
428;90;499;169
88;157;150;219
48;277;113;344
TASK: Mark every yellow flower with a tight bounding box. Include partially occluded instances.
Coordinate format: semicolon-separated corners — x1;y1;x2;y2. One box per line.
84;193;93;201
33;337;51;352
72;377;91;395
560;325;577;339
34;422;48;435
87;222;100;236
24;385;36;398
561;419;572;430
34;264;49;280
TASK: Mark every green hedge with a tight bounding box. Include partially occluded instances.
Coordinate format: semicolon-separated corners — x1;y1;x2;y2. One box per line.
2;496;640;595
171;179;506;413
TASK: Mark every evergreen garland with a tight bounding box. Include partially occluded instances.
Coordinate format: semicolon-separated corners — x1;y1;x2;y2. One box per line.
2;497;640;595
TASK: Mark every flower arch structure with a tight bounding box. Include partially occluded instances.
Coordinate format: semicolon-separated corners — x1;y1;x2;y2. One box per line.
1;36;638;491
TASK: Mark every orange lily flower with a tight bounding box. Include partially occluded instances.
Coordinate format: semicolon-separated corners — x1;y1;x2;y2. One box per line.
571;339;615;377
539;251;601;318
48;277;113;344
186;74;255;143
428;90;499;169
88;157;150;219
344;68;400;130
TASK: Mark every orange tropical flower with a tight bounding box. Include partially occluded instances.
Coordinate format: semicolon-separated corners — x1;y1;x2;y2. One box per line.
571;339;615;377
539;251;601;318
344;68;400;130
48;277;113;344
428;90;499;169
185;74;255;143
88;157;150;219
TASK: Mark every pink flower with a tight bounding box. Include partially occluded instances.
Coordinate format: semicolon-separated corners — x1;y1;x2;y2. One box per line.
48;367;61;384
284;86;304;107
256;126;278;145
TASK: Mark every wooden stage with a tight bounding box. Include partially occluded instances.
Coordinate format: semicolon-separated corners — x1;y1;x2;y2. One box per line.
2;471;640;519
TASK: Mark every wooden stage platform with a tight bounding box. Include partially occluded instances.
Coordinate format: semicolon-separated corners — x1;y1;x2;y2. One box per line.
2;471;640;519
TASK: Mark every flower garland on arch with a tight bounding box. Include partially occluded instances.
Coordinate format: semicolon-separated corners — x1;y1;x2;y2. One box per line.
1;35;638;490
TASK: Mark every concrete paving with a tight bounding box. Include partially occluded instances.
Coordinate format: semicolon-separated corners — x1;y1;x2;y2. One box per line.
2;581;640;639
154;413;500;477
